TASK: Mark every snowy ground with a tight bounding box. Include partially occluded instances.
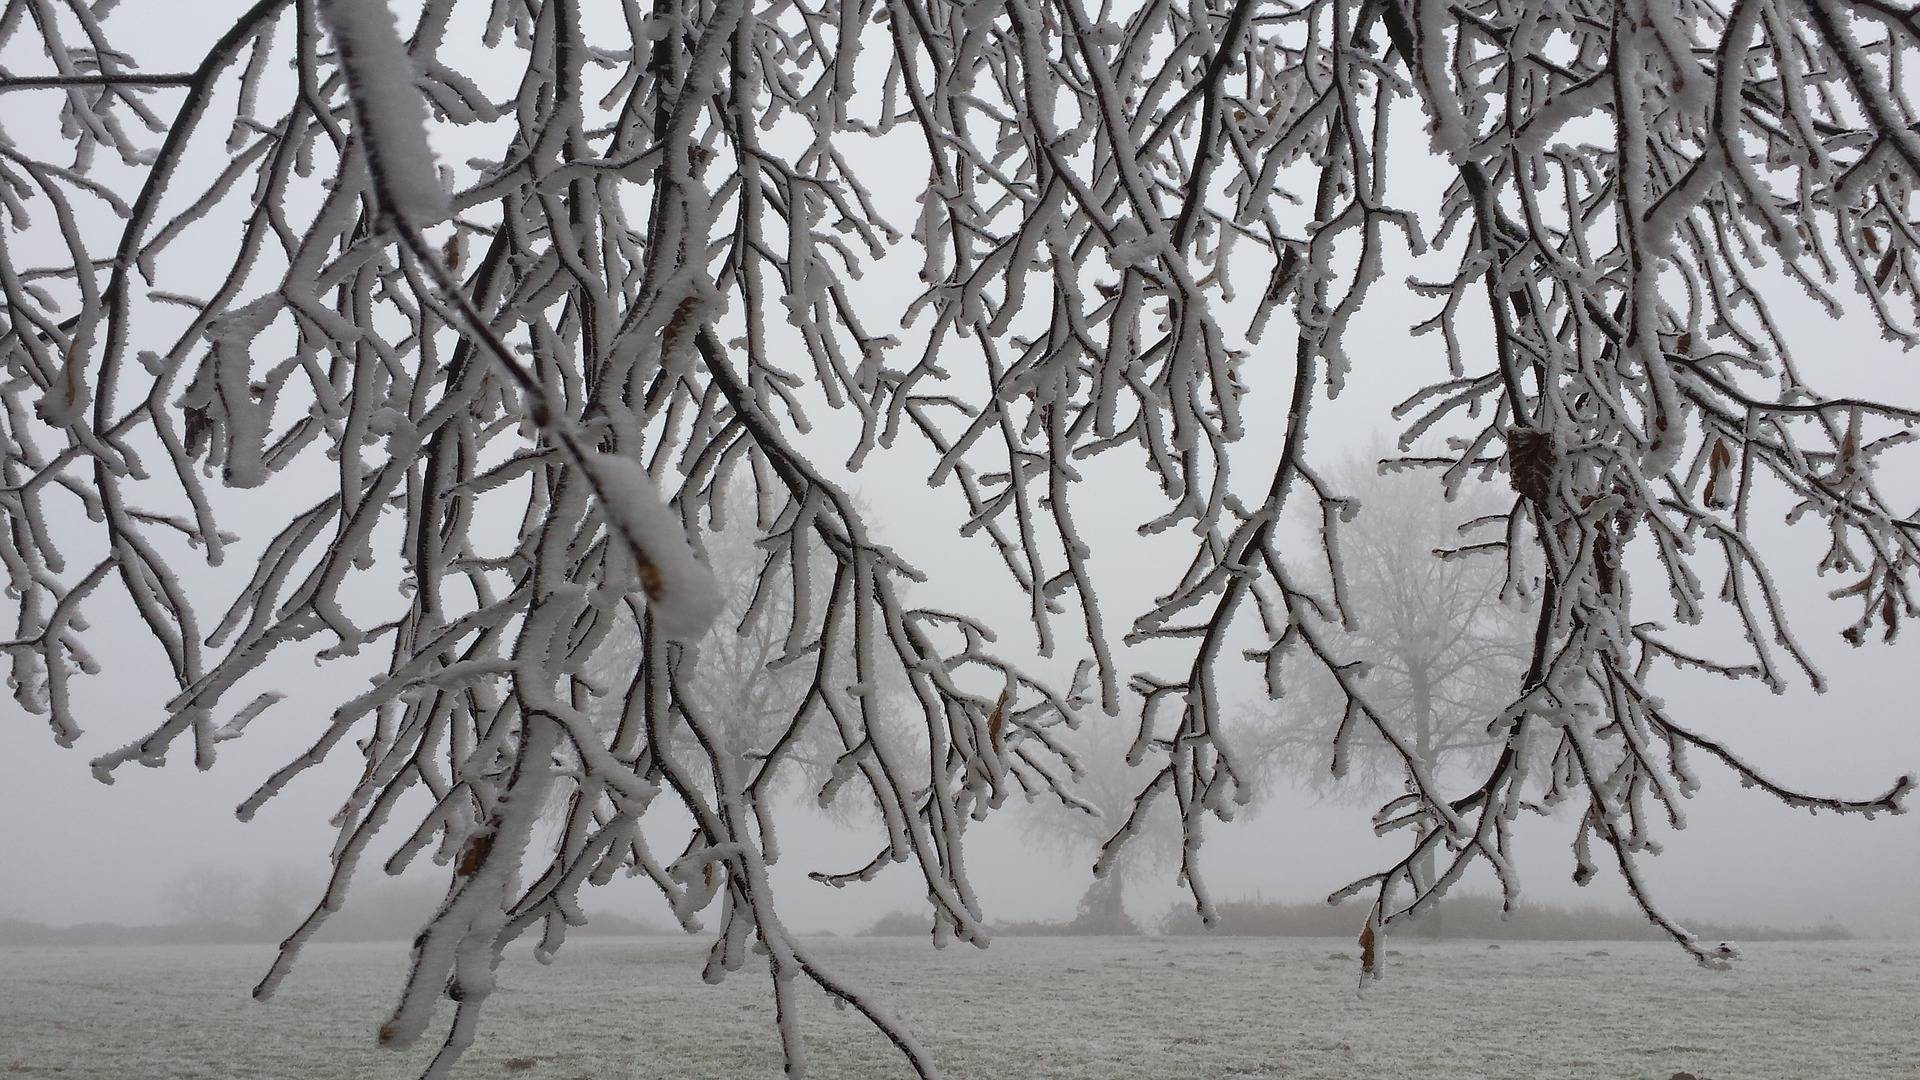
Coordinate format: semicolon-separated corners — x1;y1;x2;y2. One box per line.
2;936;1914;1078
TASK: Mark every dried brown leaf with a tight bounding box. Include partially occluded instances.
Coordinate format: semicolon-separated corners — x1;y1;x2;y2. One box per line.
987;688;1011;752
456;832;495;878
1876;248;1899;289
1506;426;1555;508
1705;438;1734;509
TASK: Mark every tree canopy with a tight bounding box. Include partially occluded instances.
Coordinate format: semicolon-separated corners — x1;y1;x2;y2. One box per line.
3;0;1917;1075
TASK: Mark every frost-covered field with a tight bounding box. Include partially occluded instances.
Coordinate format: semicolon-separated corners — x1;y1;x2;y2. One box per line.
2;936;1914;1079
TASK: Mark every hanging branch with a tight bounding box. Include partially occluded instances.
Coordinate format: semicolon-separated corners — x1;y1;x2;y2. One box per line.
2;0;1915;1074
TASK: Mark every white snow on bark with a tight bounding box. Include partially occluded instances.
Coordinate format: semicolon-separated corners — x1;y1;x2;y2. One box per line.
12;1;1920;1075
318;0;448;226
582;452;723;642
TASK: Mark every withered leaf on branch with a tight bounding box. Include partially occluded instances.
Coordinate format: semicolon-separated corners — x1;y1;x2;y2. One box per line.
1506;425;1556;509
1834;573;1876;598
987;688;1011;752
1704;437;1735;509
455;831;496;878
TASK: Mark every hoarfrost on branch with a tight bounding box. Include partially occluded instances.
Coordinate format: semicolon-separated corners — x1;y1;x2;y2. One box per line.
3;0;1917;1074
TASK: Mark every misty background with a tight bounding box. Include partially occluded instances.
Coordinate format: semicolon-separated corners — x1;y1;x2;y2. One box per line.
3;2;1918;947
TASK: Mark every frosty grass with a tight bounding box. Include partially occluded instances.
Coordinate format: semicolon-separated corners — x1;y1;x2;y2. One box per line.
3;936;1913;1078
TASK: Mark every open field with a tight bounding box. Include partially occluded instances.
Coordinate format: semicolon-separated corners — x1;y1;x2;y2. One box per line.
2;936;1915;1079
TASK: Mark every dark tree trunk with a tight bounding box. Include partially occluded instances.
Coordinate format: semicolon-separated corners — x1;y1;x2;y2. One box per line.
1074;871;1136;934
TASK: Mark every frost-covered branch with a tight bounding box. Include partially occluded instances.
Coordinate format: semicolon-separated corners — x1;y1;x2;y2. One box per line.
4;0;1918;1073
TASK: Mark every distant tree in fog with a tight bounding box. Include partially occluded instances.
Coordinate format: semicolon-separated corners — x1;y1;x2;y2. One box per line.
1251;463;1536;928
1019;718;1181;933
5;0;1918;1075
162;864;312;932
162;866;255;928
1259;466;1534;793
